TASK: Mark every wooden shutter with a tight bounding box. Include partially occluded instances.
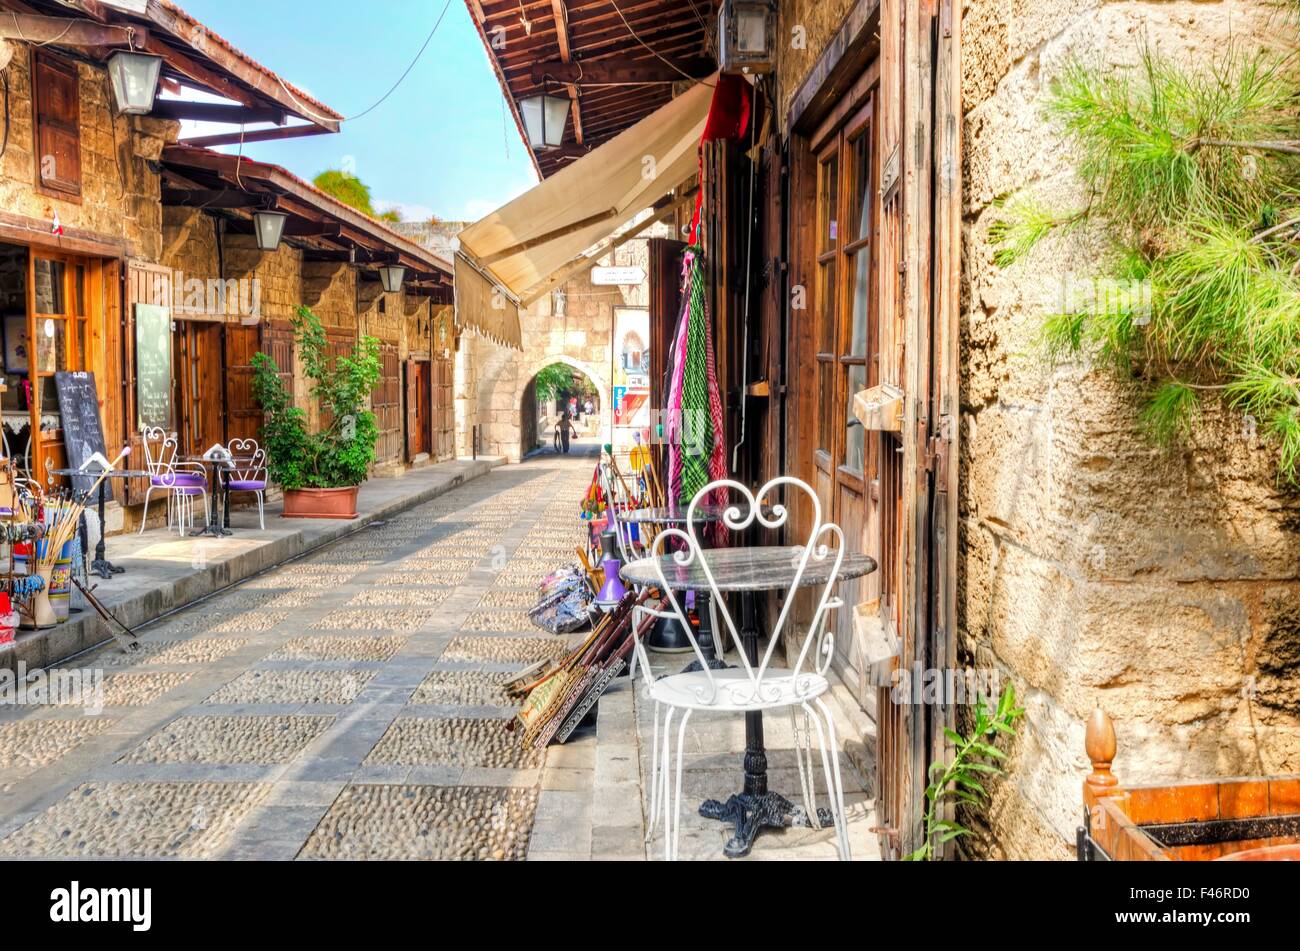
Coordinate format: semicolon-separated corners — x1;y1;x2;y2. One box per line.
32;51;81;198
224;324;261;443
648;237;686;424
123;261;172;504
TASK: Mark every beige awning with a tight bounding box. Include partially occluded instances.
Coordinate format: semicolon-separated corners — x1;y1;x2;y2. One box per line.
455;80;713;350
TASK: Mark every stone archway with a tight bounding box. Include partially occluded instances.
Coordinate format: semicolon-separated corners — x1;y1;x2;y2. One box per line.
519;359;606;458
483;349;611;463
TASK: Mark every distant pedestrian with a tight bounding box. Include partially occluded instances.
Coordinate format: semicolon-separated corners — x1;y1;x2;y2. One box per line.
584;398;594;417
558;412;573;454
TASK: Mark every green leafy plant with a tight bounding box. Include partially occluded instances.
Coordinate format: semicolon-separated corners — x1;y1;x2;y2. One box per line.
905;683;1025;861
533;363;576;402
251;306;382;489
992;38;1300;482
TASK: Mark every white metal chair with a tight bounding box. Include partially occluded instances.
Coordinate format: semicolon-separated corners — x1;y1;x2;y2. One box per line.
225;438;269;530
138;427;209;536
629;476;851;861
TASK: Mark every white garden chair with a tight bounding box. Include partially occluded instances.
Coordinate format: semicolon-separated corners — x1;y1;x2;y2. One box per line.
629;476;851;861
226;437;269;530
138;427;209;536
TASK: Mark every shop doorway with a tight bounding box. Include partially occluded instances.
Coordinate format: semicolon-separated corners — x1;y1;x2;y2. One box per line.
0;243;106;484
173;320;225;456
404;359;432;462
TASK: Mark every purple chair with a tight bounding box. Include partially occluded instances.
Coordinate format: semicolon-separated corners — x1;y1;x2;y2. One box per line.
227;438;269;530
139;427;209;536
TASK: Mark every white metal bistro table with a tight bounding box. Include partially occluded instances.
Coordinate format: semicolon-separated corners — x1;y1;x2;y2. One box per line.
622;545;877;857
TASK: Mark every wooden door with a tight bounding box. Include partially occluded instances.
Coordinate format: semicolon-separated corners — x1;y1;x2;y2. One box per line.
174;321;223;457
224;324;261;444
28;253;95;485
648;237;687;427
809;96;882;703
432;354;454;462
404;359;432;461
374;343;402;464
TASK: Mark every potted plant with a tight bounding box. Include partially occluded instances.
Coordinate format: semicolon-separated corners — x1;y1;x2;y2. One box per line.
251;306;381;519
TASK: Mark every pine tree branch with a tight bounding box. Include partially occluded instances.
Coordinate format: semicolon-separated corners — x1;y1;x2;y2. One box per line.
1192;138;1300;156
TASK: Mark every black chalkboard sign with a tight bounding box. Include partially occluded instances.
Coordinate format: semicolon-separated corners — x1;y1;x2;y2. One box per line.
134;303;172;432
54;370;113;501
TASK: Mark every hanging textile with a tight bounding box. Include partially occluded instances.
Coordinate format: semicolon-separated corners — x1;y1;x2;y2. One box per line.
667;248;728;542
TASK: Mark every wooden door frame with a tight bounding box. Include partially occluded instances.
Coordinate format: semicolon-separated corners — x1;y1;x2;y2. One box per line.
781;0;961;860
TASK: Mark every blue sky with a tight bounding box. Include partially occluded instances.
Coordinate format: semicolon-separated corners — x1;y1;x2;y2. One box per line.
178;0;538;222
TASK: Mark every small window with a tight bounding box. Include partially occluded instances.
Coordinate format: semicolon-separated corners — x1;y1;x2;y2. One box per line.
33;51;82;198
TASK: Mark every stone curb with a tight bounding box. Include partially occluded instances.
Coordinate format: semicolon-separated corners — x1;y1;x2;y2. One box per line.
1;458;503;675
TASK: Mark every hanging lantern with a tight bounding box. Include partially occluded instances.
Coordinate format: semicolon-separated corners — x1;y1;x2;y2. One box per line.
718;0;776;74
107;50;163;115
519;92;571;150
252;210;288;251
378;265;406;293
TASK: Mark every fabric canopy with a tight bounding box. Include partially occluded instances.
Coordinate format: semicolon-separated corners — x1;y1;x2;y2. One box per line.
455;79;714;350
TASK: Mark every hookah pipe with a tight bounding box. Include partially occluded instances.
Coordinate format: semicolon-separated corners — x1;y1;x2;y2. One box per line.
593;528;628;612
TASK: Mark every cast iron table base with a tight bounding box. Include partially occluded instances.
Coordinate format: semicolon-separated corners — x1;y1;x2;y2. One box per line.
700;792;834;859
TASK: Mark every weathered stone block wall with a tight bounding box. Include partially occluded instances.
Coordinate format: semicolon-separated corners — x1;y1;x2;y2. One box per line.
0;49;171;261
959;0;1291;859
776;0;859;123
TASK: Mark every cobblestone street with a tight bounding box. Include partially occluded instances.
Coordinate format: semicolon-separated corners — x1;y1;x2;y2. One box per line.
0;448;874;861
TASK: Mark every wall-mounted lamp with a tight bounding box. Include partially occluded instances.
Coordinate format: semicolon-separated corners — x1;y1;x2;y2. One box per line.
107;49;164;115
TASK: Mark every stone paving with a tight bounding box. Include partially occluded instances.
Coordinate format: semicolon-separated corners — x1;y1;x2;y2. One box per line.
0;445;877;861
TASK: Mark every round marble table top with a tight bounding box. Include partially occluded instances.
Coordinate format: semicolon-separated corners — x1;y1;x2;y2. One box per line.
621;546;878;592
621;505;731;525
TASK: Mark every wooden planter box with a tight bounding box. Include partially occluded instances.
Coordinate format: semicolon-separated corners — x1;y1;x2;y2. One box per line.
1079;710;1300;861
281;486;359;520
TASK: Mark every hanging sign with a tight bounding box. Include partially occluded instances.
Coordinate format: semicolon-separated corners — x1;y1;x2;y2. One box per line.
590;266;646;286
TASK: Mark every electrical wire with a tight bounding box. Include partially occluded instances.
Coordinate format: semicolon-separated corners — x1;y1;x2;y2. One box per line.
273;0;453;125
607;0;715;88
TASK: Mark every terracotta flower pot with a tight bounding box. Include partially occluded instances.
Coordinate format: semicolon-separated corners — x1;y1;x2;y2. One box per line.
282;486;360;519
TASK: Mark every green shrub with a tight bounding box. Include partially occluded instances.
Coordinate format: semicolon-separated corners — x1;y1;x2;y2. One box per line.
251;306;382;489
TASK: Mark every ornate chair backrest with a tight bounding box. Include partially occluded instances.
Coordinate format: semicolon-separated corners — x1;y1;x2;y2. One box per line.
645;476;845;706
228;438;267;482
140;427;179;477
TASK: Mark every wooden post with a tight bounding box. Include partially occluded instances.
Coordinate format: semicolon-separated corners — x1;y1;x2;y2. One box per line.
1084;708;1120;798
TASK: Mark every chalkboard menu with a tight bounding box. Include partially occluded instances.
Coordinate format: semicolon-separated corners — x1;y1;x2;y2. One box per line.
53;370;113;501
134;303;172;431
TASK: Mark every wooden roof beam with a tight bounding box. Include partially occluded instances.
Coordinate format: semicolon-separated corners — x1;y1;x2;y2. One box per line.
0;11;146;47
152;100;286;125
529;56;714;85
550;0;583;145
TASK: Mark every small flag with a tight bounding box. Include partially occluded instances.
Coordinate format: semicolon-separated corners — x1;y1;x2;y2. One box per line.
51;212;63;236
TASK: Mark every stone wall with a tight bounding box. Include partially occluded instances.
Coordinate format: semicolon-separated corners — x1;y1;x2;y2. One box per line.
958;0;1292;859
0;48;171;261
776;0;859;124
